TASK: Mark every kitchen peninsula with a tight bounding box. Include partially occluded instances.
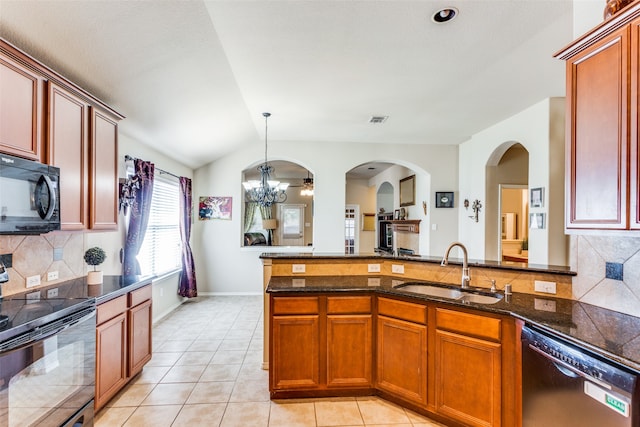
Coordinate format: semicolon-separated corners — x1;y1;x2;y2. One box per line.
261;253;640;427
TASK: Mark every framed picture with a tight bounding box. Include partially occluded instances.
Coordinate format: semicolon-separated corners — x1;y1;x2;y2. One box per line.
399;175;416;207
435;191;454;208
394;209;400;220
530;213;545;229
199;196;232;220
530;187;544;208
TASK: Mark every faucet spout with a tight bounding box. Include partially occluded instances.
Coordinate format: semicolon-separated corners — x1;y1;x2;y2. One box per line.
441;242;470;288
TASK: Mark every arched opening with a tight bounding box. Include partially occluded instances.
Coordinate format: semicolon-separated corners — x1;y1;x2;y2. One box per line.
485;143;529;261
241;160;314;247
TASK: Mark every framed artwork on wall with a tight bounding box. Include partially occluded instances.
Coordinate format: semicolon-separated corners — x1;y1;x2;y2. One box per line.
530;187;544;208
199;196;232;220
530;213;545;229
400;175;416;207
435;192;454;208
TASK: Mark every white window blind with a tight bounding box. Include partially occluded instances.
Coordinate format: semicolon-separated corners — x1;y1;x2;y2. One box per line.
138;174;182;276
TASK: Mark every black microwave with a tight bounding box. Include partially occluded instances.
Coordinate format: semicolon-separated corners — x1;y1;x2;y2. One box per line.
0;153;61;234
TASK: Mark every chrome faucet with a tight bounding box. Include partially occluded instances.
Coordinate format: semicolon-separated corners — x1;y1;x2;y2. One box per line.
441;242;470;289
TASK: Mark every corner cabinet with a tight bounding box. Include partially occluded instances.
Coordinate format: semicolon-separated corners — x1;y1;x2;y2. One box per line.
95;285;152;411
556;7;640;230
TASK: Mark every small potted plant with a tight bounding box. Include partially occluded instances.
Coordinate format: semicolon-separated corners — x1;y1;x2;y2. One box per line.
84;247;106;285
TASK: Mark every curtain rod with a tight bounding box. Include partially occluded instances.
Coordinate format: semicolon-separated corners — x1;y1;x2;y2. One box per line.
124;155;181;179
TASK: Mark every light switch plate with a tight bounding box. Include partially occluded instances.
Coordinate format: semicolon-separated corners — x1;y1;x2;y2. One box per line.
391;264;404;274
367;264;381;273
292;264;306;273
26;275;41;288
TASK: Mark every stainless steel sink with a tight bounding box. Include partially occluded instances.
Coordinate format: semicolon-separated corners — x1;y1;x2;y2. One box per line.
393;282;504;304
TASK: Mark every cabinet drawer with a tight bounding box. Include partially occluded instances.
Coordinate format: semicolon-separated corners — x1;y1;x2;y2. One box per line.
129;285;152;307
435;308;501;342
377;297;426;324
327;296;371;314
97;294;127;325
272;296;319;315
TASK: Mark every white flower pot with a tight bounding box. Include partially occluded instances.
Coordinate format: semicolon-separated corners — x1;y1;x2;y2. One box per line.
87;270;103;285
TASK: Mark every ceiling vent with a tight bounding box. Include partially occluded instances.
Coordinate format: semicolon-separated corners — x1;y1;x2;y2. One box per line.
369;116;389;124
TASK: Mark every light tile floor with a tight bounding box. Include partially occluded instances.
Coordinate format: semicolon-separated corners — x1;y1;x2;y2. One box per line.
95;295;445;427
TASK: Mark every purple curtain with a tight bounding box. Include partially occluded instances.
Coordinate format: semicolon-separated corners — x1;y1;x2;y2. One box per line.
123;159;155;276
178;177;197;297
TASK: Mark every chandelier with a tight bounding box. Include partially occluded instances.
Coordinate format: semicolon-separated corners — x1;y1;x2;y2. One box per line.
243;112;289;207
300;171;314;196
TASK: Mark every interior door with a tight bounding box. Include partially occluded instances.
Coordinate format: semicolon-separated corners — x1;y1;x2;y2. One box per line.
278;204;305;246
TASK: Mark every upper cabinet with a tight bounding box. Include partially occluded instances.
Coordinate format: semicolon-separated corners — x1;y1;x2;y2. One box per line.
0;53;43;161
1;38;123;231
556;5;640;231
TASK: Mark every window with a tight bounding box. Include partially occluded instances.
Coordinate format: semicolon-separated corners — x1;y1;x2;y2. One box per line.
345;205;358;254
138;175;182;276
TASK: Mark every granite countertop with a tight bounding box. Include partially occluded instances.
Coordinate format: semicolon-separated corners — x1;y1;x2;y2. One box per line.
260;252;576;276
89;274;155;304
267;275;640;373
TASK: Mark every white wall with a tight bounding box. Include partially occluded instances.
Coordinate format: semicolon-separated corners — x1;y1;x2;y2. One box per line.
193;141;458;294
458;98;567;266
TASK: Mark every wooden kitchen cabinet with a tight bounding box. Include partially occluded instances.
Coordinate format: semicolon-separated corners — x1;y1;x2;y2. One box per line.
89;107;119;230
326;296;372;388
95;285;152;410
0;51;43;161
376;297;427;406
270;294;373;394
433;308;502;427
47;82;90;229
556;8;640;230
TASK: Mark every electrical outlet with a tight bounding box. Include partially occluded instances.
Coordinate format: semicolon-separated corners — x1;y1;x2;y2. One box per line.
47;288;59;298
534;298;557;312
367;264;381;273
47;271;59;281
292;264;306;273
534;280;556;294
160;287;164;297
26;275;41;288
391;264;405;274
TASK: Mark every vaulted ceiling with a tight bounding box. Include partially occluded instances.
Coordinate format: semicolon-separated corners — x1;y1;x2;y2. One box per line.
0;1;577;169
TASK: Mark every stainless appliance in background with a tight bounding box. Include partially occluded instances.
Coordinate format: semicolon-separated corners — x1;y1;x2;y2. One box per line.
522;324;639;427
0;281;96;426
0;152;60;234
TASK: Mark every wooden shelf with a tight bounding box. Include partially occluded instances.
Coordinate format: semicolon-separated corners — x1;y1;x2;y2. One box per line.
389;220;421;233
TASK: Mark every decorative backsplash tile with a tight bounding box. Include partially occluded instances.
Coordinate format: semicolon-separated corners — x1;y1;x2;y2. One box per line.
0;231;85;296
572;235;640;317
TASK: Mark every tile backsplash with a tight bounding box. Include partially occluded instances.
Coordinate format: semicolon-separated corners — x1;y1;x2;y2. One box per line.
571;235;640;317
0;232;85;296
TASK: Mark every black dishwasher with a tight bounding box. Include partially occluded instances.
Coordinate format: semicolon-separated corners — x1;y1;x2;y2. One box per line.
522;324;639;427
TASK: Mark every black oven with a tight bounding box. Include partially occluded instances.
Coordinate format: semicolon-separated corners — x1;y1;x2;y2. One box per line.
0;284;96;426
0;152;60;235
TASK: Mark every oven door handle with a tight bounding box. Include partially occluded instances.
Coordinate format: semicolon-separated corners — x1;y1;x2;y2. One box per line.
527;343;612;390
0;309;95;354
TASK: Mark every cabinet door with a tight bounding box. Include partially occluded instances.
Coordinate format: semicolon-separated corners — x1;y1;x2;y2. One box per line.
90;107;118;230
630;17;640;229
0;53;42;160
376;315;427;405
95;312;127;411
435;329;501;427
128;299;153;378
326;314;372;388
566;26;629;229
47;82;89;229
271;315;320;390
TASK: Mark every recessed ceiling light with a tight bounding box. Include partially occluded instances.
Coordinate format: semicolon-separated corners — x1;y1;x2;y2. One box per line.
432;7;458;23
369;116;389;124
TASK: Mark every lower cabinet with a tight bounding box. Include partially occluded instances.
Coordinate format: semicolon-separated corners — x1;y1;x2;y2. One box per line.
433;307;507;427
95;285;152;410
270;294;373;394
269;292;517;426
376;298;427;405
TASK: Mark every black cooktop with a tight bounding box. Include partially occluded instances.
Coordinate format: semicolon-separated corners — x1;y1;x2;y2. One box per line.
0;278;95;344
